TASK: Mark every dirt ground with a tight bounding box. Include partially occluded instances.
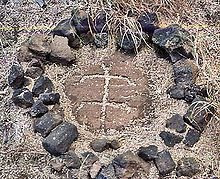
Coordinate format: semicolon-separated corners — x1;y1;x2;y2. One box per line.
0;0;219;179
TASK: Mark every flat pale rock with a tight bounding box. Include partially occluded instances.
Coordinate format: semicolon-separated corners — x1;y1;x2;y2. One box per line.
50;36;76;65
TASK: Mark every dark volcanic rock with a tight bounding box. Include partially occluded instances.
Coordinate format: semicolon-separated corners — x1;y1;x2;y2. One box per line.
167;84;185;99
8;64;25;89
96;164;117;179
81;152;99;166
29;100;49;117
116;32;142;52
109;139;120;150
28;34;52;56
61;151;81;169
71;8;89;34
159;131;183;147
112;151;150;178
42;122;78;156
183;129;201;147
39;92;60;105
33;112;62;137
183;97;215;131
90;139;109;152
154;150;176;176
12;88;34;108
94;33;108;48
32;75;53;97
173;59;199;86
176;157;200;177
166;114;186;133
184;85;206;103
138;12;158;36
94;11;108;33
137;145;158;161
152;24;193;63
52;18;76;40
25;67;44;79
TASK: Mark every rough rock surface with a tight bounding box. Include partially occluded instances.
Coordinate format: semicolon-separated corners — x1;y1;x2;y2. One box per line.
90;139;109;152
81;152;99;166
33;112;62;137
32;75;54;97
154;150;176;176
8;64;25;89
28;34;52;56
166;114;186;133
176;157;200;177
29;100;49;117
61;151;81;169
152;24;193;63
183;129;201;147
167;84;185;99
96;164;116;179
12;88;34;108
94;11;108;33
42;122;78;156
184;97;215;132
71;8;89;34
138;12;158;36
116;32;142;52
173;59;199;85
52;18;76;40
49;36;76;65
112;151;150;178
159;131;183;147
25;66;44;79
64;54;149;130
39;92;60;105
94;33;108;48
137;145;158;161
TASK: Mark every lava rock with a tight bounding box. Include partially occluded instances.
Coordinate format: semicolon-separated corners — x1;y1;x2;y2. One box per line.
25;67;44;79
184;85;206;103
52;18;76;40
173;59;199;86
96;164;117;179
49;36;76;65
137;145;158;161
109;139;120;150
166;114;186;133
152;24;193;63
183;128;201;147
35;0;46;8
112;151;150;178
183;96;215;131
33;112;63;137
81;152;99;166
89;161;102;178
8;64;25;89
154;150;176;176
71;8;90;34
159;131;183;147
176;157;200;177
29;100;49;117
167;84;185;99
138;12;158;36
39;92;60;105
42;122;78;156
61;151;81;169
32;75;53;97
116;32;142;52
94;11;108;33
28;34;52;56
29;58;44;68
94;33;108;48
12;88;34;108
90;139;109;152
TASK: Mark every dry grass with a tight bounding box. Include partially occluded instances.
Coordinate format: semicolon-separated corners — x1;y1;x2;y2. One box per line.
0;0;219;178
